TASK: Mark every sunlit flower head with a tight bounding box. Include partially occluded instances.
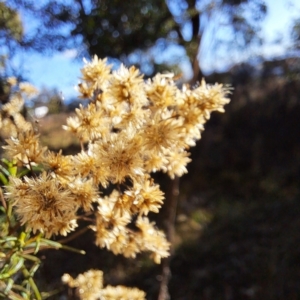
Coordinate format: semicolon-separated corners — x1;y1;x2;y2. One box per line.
62;269;104;300
7;173;78;238
108;64;147;107
136;217;170;264
67;177;99;212
19;82;38;97
43;149;74;180
72;149;110;187
80;56;112;95
92;191;132;249
3;130;47;165
146;73;179;109
142;110;185;155
62;269;146;300
101;285;146;300
94;130;144;183
125;178;165;215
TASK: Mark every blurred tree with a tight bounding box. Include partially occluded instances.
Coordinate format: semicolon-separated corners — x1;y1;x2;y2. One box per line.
0;1;24;103
0;1;23;51
31;87;63;114
5;0;267;80
291;18;300;49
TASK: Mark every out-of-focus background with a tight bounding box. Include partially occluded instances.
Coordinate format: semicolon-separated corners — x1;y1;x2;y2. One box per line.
1;1;300;299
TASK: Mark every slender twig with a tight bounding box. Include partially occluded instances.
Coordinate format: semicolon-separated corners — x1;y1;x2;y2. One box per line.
157;176;179;300
57;226;90;244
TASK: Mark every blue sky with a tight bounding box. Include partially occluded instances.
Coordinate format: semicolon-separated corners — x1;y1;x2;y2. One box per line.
12;0;300;101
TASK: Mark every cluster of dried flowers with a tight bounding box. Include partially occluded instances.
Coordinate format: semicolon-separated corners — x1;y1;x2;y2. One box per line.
62;269;146;300
1;56;230;299
0;77;38;139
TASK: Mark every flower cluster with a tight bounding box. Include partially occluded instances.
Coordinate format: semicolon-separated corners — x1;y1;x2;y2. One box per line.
62;269;146;300
2;56;230;264
0;78;36;139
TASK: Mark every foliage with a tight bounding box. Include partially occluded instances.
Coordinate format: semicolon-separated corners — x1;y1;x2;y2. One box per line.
0;1;23;47
0;2;24;107
4;0;267;75
291;18;300;49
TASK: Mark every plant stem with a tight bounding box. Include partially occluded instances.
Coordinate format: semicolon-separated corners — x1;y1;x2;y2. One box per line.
157;176;179;300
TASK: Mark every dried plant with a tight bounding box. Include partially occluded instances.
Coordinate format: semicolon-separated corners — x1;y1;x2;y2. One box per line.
0;56;230;299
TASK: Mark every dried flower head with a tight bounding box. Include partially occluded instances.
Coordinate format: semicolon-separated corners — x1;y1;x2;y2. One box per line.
125;177;165;215
101;285;146;300
3;130;47;165
19;82;38;97
62;269;146;300
62;269;104;300
6;173;78;238
94;130;144;184
80;56;112;96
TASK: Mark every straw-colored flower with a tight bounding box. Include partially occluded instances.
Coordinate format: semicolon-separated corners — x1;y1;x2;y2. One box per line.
165;149;192;179
108;64;147;107
62;269;104;300
94;131;144;183
80;56;112;98
141;110;185;155
64;103;111;141
92;191;132;248
62;269;146;300
2;94;24;115
136;217;170;264
146;73;179;109
19;82;38;97
3;130;47;165
43;150;74;180
67;177;99;212
72;149;110;187
101;285;146;300
7;173;78;238
125;178;165;215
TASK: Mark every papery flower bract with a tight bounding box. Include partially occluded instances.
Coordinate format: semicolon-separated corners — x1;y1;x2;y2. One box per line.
2;94;24;115
143;152;169;174
64;103;111;142
92;191;132;248
43;149;74;180
142;109;185;155
62;269;146;300
6;173;78;238
125;178;165;215
62;269;104;300
101;285;146;300
67;177;99;212
108;64;147;107
146;73;179;109
94;130;144;183
165;149;191;179
136;217;170;264
80;56;112;98
19;82;38;97
3;130;47;165
72;149;110;187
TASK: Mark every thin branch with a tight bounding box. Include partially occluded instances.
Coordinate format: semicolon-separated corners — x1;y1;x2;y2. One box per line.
157;176;179;300
57;226;90;244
